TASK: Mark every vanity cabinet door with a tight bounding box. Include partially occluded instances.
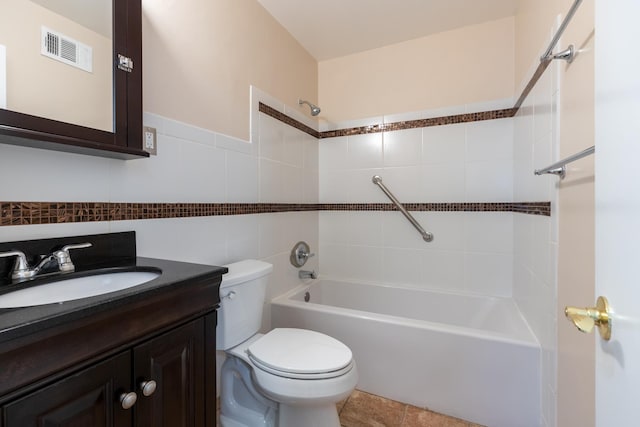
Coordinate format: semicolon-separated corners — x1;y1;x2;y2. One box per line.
3;352;132;427
133;318;206;427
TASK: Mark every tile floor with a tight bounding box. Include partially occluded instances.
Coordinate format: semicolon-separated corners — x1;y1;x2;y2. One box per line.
338;390;484;427
217;389;484;427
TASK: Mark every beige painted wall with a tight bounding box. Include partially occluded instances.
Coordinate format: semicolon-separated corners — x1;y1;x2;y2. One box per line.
142;0;318;141
514;0;575;89
318;17;514;123
516;1;595;426
0;1;112;131
556;2;595;426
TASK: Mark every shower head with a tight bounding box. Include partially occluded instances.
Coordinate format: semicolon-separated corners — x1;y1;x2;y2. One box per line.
298;99;321;116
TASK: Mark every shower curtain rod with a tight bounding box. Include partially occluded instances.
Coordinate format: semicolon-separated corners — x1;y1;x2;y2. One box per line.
540;0;583;62
534;145;594;179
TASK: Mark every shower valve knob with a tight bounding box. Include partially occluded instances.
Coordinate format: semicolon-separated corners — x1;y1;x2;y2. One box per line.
290;241;313;267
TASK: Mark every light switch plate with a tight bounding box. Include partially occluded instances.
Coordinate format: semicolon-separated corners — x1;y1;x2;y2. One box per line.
143;126;157;155
0;44;6;109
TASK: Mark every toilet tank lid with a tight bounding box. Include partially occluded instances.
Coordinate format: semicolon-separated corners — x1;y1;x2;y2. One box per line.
221;259;273;288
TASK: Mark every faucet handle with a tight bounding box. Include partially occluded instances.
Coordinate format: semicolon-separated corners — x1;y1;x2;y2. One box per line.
300;250;315;259
60;242;92;253
290;241;315;267
54;242;92;272
0;250;35;280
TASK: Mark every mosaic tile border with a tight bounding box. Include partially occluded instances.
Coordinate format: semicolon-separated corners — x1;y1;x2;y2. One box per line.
0;201;550;226
259;102;516;140
321;202;550;216
259;103;321;138
319;108;517;138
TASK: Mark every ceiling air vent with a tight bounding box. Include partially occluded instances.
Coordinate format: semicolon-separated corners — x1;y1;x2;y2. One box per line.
41;26;92;73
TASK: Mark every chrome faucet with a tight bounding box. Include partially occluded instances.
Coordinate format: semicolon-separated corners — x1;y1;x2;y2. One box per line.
298;270;317;280
0;242;92;280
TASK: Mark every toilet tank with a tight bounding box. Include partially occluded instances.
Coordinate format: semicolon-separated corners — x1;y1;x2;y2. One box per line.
216;260;273;350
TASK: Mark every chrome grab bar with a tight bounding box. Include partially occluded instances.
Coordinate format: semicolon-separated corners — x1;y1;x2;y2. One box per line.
372;175;433;242
534;145;594;179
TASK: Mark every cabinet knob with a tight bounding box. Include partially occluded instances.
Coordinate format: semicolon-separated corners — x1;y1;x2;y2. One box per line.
140;380;157;397
120;391;138;409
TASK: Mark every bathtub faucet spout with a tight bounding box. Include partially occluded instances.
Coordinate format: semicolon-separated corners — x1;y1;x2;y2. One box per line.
298;270;317;280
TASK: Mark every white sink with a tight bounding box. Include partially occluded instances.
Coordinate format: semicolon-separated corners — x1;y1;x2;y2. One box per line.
0;271;160;309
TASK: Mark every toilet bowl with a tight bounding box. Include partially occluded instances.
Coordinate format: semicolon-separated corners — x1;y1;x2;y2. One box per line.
216;260;358;427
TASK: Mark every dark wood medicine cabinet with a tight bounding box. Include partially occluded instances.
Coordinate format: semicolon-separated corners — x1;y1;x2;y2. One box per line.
0;0;148;160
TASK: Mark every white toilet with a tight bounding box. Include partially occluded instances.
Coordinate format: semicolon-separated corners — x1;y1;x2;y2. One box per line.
216;260;358;427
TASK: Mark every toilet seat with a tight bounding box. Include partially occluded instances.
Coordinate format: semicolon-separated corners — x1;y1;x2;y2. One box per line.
247;328;353;380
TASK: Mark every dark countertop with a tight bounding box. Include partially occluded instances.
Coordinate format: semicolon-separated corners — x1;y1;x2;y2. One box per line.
0;256;227;344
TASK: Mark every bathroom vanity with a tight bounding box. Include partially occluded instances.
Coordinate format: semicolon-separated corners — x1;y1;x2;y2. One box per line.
0;232;226;426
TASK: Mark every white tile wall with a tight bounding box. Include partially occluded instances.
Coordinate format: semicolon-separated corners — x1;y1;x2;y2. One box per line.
226;151;259;202
0;144;115;202
319;115;515;204
513;52;560;427
422;123;466;165
0;90;320;320
318;104;517;297
383;128;422;167
348;133;384;169
256;112;319;204
319;210;514;297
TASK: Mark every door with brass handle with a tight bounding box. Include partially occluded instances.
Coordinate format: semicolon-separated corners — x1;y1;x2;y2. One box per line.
565;296;612;341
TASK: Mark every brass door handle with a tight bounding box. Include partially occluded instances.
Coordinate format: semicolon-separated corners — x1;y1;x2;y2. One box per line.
565;296;611;341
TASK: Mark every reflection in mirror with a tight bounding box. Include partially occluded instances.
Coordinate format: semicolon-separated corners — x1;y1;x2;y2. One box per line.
0;0;113;132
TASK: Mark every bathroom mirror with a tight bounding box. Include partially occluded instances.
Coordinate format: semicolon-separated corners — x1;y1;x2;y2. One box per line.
0;0;146;159
1;0;113;131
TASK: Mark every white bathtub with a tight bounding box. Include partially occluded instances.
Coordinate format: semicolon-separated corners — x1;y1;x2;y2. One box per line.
271;279;540;427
